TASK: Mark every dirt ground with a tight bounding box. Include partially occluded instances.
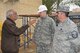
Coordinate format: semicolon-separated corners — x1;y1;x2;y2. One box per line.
0;41;36;53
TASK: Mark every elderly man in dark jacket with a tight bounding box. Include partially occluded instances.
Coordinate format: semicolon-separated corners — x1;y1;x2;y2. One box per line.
1;9;36;53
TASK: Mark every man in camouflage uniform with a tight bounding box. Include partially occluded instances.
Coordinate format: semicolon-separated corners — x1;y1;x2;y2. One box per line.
33;5;56;53
52;5;80;53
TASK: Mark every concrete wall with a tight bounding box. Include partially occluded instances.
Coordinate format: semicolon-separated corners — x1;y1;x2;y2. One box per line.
0;0;42;22
0;0;42;40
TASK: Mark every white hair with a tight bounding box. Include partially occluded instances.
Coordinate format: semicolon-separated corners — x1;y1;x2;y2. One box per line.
6;9;14;18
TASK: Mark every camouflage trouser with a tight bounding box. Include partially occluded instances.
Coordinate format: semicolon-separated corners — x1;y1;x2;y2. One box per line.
36;42;52;53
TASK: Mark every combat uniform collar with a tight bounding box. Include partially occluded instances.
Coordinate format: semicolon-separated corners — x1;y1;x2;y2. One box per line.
59;17;70;26
61;18;69;23
41;15;48;20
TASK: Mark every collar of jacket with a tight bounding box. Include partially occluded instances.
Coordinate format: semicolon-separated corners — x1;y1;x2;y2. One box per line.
7;18;16;25
58;18;70;26
41;15;48;20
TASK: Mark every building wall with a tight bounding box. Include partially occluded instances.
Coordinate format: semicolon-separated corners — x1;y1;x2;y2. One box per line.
0;0;42;40
73;8;80;12
0;0;42;22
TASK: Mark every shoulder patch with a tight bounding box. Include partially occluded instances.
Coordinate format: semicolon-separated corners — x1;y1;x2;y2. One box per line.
71;31;78;38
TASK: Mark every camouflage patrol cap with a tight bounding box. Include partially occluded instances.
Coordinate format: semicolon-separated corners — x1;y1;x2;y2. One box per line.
57;5;70;12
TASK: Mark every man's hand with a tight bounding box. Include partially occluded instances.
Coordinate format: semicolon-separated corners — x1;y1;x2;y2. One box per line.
28;18;36;26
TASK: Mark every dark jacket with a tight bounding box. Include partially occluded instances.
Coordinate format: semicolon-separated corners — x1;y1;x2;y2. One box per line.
1;18;29;52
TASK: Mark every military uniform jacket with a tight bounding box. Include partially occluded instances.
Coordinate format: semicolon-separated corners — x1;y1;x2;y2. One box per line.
52;18;80;53
33;16;56;44
33;16;56;53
